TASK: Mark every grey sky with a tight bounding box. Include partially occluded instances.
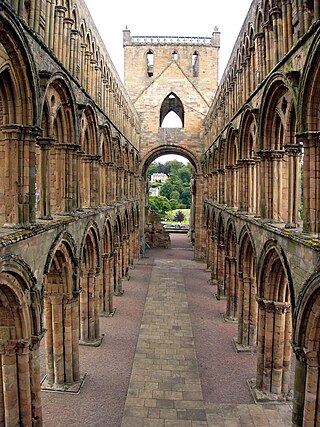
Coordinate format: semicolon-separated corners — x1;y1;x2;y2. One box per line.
84;0;253;164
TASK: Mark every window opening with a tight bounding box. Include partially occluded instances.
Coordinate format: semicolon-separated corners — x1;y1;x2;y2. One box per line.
160;92;184;128
146;50;154;77
192;51;199;77
172;50;178;61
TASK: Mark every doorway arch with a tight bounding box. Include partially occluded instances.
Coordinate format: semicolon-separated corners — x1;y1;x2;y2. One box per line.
140;146;204;259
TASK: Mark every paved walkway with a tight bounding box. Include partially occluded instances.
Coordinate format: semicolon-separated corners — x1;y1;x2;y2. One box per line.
121;258;207;426
41;234;292;426
121;235;292;426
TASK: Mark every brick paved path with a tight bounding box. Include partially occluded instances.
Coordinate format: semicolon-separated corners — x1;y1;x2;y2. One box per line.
121;258;207;426
121;242;292;427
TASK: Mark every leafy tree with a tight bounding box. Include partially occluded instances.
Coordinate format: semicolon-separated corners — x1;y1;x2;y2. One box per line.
178;165;192;183
169;199;179;210
171;190;180;200
180;187;191;207
160;181;173;199
173;211;185;222
149;196;171;216
165;160;185;176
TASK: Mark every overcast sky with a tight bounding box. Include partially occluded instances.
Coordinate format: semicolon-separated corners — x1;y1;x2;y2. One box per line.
84;0;253;164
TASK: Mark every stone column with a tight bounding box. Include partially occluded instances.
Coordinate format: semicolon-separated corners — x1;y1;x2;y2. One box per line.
114;247;123;296
210;234;218;285
285;144;301;228
291;345;307;427
255;298;291;399
29;334;44;426
225;256;237;320
63;18;73;69
36;137;53;219
101;253;115;315
53;5;66;60
236;274;258;351
1;342;20;426
216;243;226;299
79;268;102;346
43;293;80;390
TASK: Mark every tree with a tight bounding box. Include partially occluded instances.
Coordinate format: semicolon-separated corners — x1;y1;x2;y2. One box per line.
169;199;179;210
173;211;185;222
160;181;173;199
180;187;191;207
171;190;180;200
149;196;171;216
178;165;192;183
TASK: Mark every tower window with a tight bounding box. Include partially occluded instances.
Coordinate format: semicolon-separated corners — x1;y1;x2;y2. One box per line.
146;50;154;77
160;92;184;128
192;51;199;77
172;50;178;61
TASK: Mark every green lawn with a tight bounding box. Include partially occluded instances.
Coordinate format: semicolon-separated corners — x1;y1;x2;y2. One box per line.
166;209;190;223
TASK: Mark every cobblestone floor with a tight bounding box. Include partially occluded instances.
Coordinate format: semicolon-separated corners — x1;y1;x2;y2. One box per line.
41;234;292;426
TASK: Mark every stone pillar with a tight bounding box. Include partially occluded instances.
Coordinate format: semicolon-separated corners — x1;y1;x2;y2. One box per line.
0;337;42;425
302;350;320;425
291;346;306;427
210;234;218;284
1;343;20;426
79;268;102;346
236;274;257;351
216;243;225;299
101;253;115;315
285;144;301;228
225;256;237;320
43;293;80;390
53;5;66;60
63;18;73;69
29;334;43;426
36;137;53;219
299;132;320;234
255;298;292;399
114;247;123;296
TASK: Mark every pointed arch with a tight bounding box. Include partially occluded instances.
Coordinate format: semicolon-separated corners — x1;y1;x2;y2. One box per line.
160;92;184;128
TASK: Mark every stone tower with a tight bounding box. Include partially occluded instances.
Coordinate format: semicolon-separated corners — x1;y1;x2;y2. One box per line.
123;29;220;257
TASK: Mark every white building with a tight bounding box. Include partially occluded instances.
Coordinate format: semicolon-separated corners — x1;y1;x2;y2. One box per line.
150;173;168;183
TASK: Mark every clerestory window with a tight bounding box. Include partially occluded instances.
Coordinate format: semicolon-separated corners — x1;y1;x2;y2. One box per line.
146;50;154;77
172;50;178;61
192;51;199;77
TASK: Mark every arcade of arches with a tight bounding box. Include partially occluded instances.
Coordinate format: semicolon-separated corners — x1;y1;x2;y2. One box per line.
0;0;320;426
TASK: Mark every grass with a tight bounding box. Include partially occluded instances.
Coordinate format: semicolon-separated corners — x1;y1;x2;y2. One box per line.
165;209;190;223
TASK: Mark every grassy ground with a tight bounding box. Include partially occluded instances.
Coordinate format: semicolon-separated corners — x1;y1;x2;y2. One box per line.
165;208;190;223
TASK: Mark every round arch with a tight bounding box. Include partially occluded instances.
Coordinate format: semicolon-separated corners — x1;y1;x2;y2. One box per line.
140;145;201;176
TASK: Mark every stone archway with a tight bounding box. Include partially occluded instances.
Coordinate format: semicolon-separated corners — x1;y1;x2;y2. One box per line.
140;145;204;259
42;236;82;392
253;241;293;402
0;263;42;426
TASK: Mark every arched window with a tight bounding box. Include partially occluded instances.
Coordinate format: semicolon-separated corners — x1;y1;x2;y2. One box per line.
160;92;184;128
146;50;154;77
172;50;178;61
192;51;199;77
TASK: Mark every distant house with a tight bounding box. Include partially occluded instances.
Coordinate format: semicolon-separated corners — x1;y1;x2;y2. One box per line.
150;173;168;183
